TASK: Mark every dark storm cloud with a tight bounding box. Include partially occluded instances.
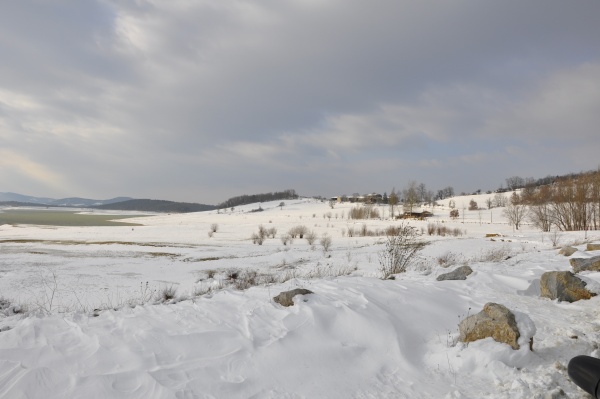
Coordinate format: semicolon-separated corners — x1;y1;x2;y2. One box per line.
0;0;599;203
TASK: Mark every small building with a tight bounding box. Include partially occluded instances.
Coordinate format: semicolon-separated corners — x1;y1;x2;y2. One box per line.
397;210;433;220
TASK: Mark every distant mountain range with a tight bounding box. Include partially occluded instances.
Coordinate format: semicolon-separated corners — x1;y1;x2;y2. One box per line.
0;192;133;207
0;192;215;213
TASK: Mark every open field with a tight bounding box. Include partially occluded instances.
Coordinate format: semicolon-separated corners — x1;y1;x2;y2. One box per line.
1;195;600;398
0;209;147;227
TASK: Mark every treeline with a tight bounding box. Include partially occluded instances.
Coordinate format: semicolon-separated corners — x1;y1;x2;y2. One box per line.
504;170;600;232
94;199;216;213
218;189;298;209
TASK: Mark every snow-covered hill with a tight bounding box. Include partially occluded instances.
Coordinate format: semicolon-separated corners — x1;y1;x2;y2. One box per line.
0;198;599;398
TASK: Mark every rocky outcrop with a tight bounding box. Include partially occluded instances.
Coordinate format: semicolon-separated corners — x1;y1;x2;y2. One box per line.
436;266;473;281
459;303;524;350
273;288;314;307
558;246;577;256
587;243;600;251
540;271;595;302
570;256;600;273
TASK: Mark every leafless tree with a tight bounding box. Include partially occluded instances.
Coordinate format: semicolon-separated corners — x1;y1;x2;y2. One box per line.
503;193;529;230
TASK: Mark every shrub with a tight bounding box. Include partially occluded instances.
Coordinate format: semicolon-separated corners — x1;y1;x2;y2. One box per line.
232;270;258;290
305;231;318;245
156;285;178;302
280;234;291;245
226;269;240;280
468;199;478;211
252;225;269;244
210;223;219;233
320;234;332;252
251;233;263;245
288;225;308;239
437;252;463;268
348;205;380;219
450;209;459;219
379;223;426;279
206;269;216;279
476;246;512;262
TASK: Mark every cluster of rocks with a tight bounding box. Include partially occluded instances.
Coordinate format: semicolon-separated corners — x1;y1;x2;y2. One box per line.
272;243;600;352
540;243;600;302
457;242;600;350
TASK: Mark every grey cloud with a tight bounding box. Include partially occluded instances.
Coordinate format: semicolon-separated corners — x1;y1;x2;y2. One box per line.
0;0;599;202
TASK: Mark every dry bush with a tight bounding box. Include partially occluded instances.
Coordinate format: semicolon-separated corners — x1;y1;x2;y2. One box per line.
379;223;426;279
226;270;241;281
267;227;277;238
437;252;464;268
320;234;332;252
210;223;219;233
288;225;308;239
452;228;464;237
305;263;357;278
348;205;380;219
251;232;263;245
251;225;269;244
280;234;292;245
206;269;216;279
156;285;178;302
305;230;318;245
0;297;27;317
232;270;258;290
476;246;512;262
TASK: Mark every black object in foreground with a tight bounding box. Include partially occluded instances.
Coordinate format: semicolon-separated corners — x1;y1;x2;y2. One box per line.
568;355;600;398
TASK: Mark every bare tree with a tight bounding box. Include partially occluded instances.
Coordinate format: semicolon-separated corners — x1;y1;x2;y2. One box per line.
389;189;399;219
403;181;419;215
503;193;529;230
505;176;525;191
485;198;493;210
528;185;552;232
493;193;507;208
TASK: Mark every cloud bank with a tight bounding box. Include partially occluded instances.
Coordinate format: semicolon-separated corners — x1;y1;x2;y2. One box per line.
1;1;599;203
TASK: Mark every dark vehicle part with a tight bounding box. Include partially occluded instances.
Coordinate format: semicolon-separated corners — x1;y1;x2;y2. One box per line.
568;355;600;398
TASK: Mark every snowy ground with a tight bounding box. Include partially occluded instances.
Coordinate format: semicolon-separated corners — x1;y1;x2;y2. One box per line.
1;196;600;398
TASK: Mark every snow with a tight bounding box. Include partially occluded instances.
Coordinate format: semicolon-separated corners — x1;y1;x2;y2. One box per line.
1;196;600;398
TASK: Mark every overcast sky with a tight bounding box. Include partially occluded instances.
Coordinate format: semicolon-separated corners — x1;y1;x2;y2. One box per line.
1;1;599;204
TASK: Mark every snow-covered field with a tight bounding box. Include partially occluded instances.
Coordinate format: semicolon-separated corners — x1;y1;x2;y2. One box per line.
1;196;600;398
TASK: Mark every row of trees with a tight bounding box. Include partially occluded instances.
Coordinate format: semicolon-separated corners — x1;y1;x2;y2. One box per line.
501;170;600;231
218;189;298;209
524;170;600;232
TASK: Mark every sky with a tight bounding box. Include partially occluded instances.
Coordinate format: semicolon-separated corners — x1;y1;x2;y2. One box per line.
1;1;599;205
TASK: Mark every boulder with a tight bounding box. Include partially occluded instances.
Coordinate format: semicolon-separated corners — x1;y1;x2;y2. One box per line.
459;303;522;350
570;256;600;273
587;243;600;251
436;265;473;281
273;288;314;307
540;271;595;303
558;246;577;256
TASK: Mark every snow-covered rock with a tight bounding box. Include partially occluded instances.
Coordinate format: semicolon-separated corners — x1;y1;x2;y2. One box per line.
540;271;595;302
459;303;532;350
